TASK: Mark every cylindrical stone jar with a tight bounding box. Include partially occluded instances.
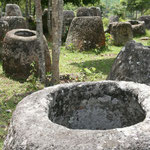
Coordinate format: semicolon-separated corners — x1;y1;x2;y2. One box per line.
2;29;51;80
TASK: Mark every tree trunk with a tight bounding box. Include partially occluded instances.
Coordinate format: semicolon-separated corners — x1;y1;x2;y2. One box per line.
51;0;63;84
0;4;2;18
136;10;138;19
34;0;46;84
29;0;32;15
26;0;29;27
48;0;52;37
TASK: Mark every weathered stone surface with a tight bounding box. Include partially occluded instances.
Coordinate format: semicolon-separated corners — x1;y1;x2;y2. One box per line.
76;7;101;17
0;20;9;57
138;15;150;29
109;15;119;23
2;16;27;30
62;10;75;42
5;4;22;16
76;7;91;17
0;20;9;42
66;16;105;51
2;29;51;80
128;20;145;36
89;7;101;17
3;81;150;150
107;40;150;85
63;10;75;26
110;22;133;46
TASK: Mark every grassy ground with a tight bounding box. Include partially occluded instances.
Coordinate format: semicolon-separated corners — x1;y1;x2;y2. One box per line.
0;32;150;149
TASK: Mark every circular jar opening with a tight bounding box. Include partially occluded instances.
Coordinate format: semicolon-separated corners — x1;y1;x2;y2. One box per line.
49;83;145;130
15;31;35;37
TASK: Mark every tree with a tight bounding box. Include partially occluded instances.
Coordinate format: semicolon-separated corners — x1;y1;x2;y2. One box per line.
34;0;46;83
126;0;150;15
51;0;63;84
29;0;32;15
48;0;52;37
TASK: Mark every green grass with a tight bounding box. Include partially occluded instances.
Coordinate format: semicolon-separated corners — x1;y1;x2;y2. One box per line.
60;45;122;81
133;29;150;46
0;64;28;150
0;34;149;149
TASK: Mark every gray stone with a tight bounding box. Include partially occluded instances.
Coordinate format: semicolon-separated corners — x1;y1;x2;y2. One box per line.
0;20;9;42
76;7;91;17
5;4;22;16
110;22;133;46
62;10;75;42
66;16;105;51
138;15;150;29
107;40;150;85
76;7;101;17
89;7;101;17
2;29;51;80
3;81;150;150
128;20;145;36
63;10;75;26
2;16;27;30
109;15;119;23
0;20;9;57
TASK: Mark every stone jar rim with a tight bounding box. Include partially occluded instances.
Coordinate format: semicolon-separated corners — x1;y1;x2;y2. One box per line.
5;29;37;42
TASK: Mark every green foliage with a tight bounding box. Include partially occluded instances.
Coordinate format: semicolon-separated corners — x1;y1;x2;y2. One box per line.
83;67;96;75
66;43;77;52
79;67;97;81
126;0;150;15
102;17;109;28
145;30;150;37
112;4;126;18
63;3;78;11
64;0;101;6
144;9;150;15
26;62;43;92
105;33;114;47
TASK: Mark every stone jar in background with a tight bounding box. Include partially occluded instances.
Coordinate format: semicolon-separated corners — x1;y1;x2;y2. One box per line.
2;16;27;30
76;7;101;17
66;16;105;51
107;40;150;85
110;22;133;46
128;20;145;37
5;4;22;16
2;29;51;80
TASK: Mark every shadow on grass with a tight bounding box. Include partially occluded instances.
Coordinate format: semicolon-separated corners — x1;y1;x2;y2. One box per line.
70;57;115;76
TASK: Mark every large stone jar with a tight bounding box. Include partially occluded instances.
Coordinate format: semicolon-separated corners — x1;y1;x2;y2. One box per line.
110;22;133;46
3;81;150;149
2;29;51;80
128;20;145;36
66;16;105;51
